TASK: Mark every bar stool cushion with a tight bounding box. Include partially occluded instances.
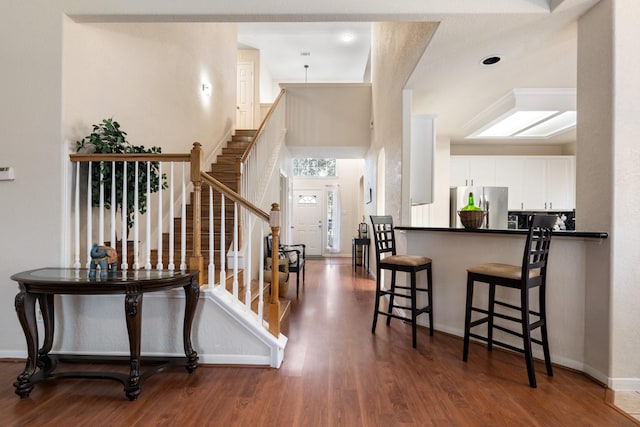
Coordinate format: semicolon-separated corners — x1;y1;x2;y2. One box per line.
381;255;432;267
467;263;541;280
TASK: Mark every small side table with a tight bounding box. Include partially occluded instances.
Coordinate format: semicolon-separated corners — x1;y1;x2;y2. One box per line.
10;268;200;401
352;237;370;273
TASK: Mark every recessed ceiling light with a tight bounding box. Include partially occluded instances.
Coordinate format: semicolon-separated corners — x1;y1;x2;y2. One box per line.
340;32;355;43
481;56;501;65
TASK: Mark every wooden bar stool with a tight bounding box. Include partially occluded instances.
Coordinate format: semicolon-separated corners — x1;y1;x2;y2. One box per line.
462;214;556;387
370;215;434;348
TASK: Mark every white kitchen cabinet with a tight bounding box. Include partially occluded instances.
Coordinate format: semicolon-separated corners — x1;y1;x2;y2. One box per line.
521;157;575;210
451;155;575;211
450;156;496;187
495;157;525;210
545;157;575;210
523;158;548;210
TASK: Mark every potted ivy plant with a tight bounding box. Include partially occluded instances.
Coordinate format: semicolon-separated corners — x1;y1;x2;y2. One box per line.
76;118;167;231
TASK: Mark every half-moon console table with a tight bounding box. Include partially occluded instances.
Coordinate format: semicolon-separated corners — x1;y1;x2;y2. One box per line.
11;268;200;401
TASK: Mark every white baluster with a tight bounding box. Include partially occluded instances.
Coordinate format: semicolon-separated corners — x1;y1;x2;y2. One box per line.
156;161;163;270
73;163;80;268
245;214;252;310
110;161;116;249
168;162;175;271
180;162;187;271
133;161;140;270
145;161;151;270
208;185;214;288
258;225;264;323
232;202;239;300
219;193;226;288
99;162;104;245
121;161;128;270
86;162;92;268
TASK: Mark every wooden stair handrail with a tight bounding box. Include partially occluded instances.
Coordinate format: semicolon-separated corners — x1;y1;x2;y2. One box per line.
70;153;191;163
240;88;286;164
200;172;269;222
70;143;282;336
200;172;280;336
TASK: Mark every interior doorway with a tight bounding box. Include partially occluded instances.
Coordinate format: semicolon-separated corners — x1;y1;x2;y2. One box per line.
236;62;254;128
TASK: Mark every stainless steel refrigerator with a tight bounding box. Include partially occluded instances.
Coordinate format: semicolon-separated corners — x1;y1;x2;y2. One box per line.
450;186;509;229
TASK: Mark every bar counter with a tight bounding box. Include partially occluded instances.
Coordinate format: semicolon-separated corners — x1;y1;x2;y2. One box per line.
387;226;608;379
395;226;608;239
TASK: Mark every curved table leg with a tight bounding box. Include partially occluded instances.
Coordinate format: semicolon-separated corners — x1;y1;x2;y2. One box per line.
39;294;55;357
13;287;39;398
124;292;143;401
183;278;199;373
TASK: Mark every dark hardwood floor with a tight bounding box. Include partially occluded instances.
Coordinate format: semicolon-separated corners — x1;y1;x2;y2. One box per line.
1;258;636;426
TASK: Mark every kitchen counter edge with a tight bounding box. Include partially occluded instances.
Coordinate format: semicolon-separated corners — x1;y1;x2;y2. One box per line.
394;227;608;239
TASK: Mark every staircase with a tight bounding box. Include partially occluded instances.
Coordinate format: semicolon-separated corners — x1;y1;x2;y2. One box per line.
150;130;289;326
70;101;290;361
148;130;252;282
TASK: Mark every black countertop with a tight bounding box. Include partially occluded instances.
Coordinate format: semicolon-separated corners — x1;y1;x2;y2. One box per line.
394;226;608;239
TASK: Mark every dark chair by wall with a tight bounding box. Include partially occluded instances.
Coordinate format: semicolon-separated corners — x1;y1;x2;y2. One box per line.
265;235;306;297
462;214;556;388
370;215;434;348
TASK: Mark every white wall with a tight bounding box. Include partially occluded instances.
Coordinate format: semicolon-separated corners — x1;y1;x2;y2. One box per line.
63;21;237;158
0;15;238;356
610;0;640;387
450;143;576;156
282;83;371;158
366;22;438;224
577;0;640;389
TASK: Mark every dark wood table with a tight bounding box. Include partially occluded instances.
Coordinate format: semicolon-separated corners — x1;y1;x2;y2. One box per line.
11;268;200;401
352;237;370;272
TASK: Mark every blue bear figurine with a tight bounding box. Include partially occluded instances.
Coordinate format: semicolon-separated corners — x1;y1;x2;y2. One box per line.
88;243;118;279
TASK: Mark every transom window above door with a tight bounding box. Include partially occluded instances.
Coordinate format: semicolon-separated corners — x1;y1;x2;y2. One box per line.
293;158;336;177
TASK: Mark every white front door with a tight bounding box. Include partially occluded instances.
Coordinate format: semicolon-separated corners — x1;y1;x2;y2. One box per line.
236;62;254;128
292;189;323;256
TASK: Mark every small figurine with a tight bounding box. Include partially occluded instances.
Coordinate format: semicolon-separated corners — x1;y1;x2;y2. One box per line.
89;243;118;279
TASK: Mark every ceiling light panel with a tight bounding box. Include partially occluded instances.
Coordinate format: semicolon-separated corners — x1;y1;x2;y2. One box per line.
476;111;557;137
465;88;576;139
516;110;576;137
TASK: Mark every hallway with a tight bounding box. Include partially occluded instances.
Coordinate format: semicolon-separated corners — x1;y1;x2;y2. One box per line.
0;258;635;426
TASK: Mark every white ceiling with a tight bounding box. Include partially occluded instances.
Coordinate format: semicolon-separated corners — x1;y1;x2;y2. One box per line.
237;0;599;146
238;22;372;83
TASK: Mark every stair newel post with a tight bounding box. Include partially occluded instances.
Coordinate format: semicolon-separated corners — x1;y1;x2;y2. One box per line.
189;142;204;284
268;203;281;337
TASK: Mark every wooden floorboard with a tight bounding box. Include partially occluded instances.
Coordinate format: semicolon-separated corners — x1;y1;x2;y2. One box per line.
1;258;636;426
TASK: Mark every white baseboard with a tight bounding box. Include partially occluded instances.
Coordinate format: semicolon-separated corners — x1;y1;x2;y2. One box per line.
608;377;640;391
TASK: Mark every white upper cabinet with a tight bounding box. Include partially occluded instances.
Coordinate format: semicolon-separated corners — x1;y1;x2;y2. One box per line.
450;156;496;187
545;157;575;210
451;155;575;211
495;157;525;210
523;158;548;210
